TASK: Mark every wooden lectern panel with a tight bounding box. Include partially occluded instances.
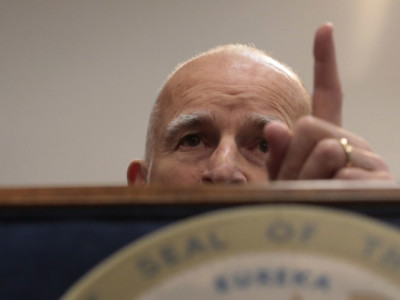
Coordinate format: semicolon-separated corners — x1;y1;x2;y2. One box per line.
1;181;400;300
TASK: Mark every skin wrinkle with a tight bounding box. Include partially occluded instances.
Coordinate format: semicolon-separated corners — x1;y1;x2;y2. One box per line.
165;69;309;128
172;84;295;120
263;72;310;126
241;113;279;129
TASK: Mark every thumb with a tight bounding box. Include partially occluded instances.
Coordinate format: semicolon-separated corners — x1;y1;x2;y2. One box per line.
264;122;292;180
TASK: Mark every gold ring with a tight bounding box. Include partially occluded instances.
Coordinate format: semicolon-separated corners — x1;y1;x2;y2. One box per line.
340;138;353;167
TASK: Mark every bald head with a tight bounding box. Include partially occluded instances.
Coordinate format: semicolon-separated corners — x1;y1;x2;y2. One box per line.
145;44;311;164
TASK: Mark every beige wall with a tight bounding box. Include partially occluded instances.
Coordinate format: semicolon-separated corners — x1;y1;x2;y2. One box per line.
1;0;399;185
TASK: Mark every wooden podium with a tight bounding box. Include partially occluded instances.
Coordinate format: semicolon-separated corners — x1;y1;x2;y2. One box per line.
1;181;400;300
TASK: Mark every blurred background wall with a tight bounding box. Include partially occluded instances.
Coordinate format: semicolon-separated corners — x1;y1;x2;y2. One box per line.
1;0;399;186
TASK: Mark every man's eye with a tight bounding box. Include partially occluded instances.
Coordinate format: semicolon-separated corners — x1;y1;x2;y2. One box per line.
258;139;269;153
179;134;202;147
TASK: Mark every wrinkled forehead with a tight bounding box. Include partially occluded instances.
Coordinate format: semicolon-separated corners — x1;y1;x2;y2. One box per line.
158;50;310;122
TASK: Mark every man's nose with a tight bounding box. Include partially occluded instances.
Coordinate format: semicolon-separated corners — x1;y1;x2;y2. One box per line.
201;140;246;184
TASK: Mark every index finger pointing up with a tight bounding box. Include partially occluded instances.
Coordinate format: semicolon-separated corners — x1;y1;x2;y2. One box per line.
312;23;343;126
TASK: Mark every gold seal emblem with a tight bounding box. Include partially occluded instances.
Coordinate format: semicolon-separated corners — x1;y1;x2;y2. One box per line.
62;205;400;299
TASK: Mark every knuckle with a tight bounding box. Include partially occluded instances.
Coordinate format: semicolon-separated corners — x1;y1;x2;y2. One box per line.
313;139;342;165
335;168;354;179
361;151;390;172
355;136;371;151
295;115;317;134
371;153;390;171
377;172;395;180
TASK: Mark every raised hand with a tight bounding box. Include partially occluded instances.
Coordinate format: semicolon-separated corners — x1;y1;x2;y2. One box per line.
265;24;392;181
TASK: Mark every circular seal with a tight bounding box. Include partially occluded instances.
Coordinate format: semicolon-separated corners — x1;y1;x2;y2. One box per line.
62;205;400;300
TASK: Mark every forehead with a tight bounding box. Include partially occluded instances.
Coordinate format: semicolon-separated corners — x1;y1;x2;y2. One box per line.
158;52;305;128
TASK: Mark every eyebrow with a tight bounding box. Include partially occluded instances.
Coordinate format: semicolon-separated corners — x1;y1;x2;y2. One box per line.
164;110;215;142
240;113;279;129
163;111;280;144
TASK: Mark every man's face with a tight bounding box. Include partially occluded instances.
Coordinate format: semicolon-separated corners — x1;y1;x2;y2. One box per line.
147;52;308;184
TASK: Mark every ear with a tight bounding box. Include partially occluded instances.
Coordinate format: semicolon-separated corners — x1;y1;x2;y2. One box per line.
127;160;148;186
